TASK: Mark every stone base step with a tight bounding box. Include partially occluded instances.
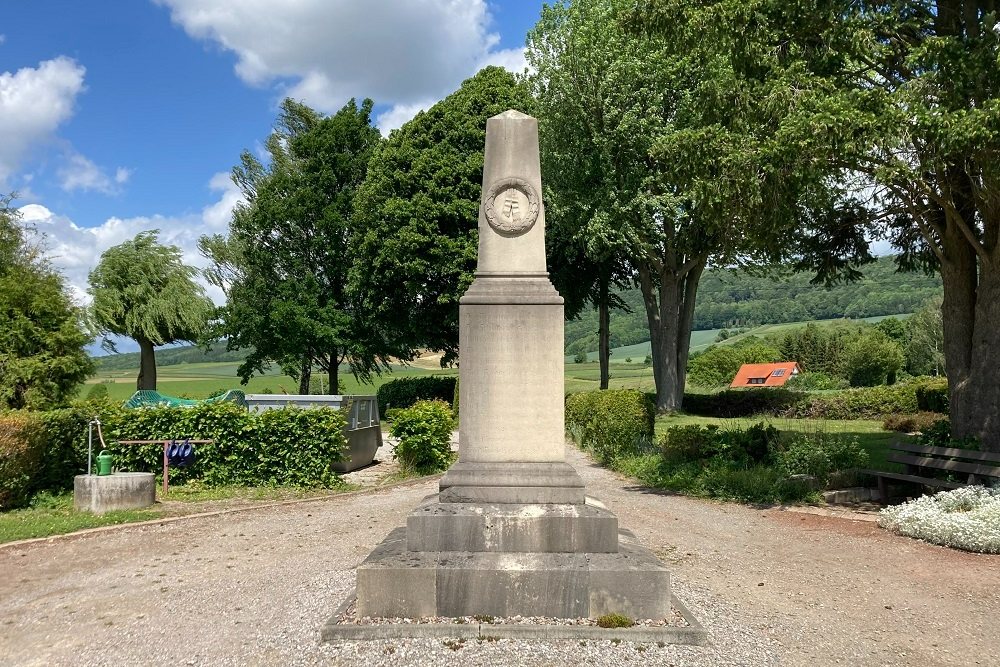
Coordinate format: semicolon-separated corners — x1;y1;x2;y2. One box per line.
357;527;671;619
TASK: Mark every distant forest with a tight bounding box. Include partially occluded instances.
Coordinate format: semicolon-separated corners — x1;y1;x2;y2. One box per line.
94;344;250;371
564;256;941;355
95;256;941;369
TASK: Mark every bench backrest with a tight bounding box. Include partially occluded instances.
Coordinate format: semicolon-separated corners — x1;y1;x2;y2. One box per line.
888;442;1000;480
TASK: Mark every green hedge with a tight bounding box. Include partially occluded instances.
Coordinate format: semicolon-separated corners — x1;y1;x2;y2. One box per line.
0;413;44;509
682;389;807;418
1;401;348;508
680;378;944;421
105;402;347;488
376;376;458;416
915;378;949;413
565;390;655;463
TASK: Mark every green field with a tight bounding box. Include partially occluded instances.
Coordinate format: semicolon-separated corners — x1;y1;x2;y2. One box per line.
87;363;459;403
564;314;909;364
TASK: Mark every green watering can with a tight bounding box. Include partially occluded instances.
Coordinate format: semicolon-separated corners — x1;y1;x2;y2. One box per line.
96;450;113;476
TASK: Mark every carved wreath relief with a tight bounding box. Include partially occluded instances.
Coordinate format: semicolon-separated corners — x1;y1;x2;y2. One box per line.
484;177;539;235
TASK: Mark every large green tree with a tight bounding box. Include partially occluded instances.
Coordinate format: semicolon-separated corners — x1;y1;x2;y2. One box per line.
205;98;386;393
350;67;530;364
0;195;93;408
89;231;213;390
527;0;868;411
638;0;1000;448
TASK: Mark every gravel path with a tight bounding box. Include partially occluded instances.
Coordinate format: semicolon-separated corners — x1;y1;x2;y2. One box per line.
1;442;998;666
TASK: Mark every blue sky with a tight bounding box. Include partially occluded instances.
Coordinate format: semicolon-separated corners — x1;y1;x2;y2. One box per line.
2;0;544;318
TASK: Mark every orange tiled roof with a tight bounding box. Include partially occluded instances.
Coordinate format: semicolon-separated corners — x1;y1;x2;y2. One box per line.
729;362;801;388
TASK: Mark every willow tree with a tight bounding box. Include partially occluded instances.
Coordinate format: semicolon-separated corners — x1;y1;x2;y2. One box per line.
89;231;213;390
527;0;869;411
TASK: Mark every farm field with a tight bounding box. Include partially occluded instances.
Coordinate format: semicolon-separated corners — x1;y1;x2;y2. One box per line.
564;314;911;364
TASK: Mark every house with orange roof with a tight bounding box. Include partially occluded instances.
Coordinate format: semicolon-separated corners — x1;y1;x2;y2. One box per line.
730;362;802;388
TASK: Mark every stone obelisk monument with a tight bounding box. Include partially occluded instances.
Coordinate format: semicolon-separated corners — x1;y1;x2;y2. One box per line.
355;110;671;619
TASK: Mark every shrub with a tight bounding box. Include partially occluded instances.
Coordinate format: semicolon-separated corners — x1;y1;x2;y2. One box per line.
784;381;924;420
85;384;109;401
842;330;905;387
683;388;807;418
0;413;45;509
105;402;347;488
565;390;655;464
659;425;721;464
390;400;456;473
883;411;948;433
878;486;1000;553
784;372;849;391
915;379;949;413
775;432;869;483
376;376;457;416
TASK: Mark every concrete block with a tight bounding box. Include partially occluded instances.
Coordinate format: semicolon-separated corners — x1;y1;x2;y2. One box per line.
438;461;586;504
356;527;671;619
406;499;619;553
73;473;155;514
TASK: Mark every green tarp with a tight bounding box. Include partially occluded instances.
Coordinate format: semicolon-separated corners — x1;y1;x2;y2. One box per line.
123;389;248;409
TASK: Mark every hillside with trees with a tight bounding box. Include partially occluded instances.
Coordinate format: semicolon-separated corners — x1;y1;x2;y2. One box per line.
565;256;941;357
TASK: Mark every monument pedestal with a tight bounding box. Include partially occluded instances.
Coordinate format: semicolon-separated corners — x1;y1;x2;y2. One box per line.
353;109;672;622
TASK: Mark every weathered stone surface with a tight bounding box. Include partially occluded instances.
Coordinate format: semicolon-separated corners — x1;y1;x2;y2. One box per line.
439;461;585;504
73;473;155;514
453;110;566;466
407;496;619;553
356;528;671;619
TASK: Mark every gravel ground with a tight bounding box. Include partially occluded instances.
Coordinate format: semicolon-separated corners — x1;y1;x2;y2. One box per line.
1;441;997;666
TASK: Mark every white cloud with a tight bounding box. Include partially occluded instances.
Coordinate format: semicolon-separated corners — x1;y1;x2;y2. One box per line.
0;57;85;185
18;173;242;307
375;99;436;136
157;0;527;117
57;152;129;194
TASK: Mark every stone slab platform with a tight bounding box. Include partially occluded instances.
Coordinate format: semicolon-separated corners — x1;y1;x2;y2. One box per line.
407;496;618;553
356;527;671;619
322;589;705;645
74;473;155;514
438;461;586;504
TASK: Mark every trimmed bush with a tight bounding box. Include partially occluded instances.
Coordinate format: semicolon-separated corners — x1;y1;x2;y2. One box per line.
104;402;347;488
682;389;807;418
390;400;456;473
376;376;458;416
784;372;849;391
0;413;45;509
878;486;1000;553
915;379;949;413
883;411;948;433
783;382;922;420
565;390;655;464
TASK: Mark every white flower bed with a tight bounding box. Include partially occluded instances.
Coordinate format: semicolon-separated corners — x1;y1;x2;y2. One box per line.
878;486;1000;554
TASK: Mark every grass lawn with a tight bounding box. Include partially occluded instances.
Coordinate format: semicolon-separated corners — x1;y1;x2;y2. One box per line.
655;413;909;473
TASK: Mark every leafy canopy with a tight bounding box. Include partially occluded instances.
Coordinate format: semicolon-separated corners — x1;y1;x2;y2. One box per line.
0;195;93;409
89;230;213;346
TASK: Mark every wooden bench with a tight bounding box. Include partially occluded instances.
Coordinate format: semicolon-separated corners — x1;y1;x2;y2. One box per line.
861;442;1000;502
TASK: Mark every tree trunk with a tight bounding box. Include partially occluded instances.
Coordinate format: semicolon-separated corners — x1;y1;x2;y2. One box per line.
639;259;706;412
966;262;1000;451
598;272;610;390
299;356;311;395
137;339;157;391
328;349;339;395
